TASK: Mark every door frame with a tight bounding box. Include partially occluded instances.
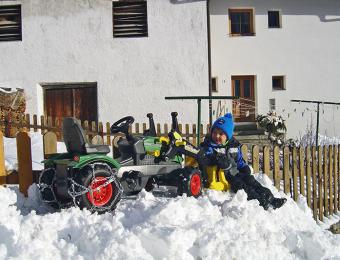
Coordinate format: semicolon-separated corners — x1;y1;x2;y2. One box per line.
231;75;256;122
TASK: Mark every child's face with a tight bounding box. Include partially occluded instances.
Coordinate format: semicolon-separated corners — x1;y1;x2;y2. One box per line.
211;128;227;145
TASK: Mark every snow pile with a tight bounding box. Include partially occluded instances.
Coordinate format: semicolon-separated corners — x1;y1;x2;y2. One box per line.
0;175;339;260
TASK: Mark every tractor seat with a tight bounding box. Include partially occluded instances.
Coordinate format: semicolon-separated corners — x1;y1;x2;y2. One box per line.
63;117;110;155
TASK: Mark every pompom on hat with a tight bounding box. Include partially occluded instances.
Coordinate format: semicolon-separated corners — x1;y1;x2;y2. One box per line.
211;113;234;139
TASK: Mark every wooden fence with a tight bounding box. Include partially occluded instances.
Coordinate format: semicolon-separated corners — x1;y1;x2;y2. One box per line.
0;114;340;222
0;113;209;145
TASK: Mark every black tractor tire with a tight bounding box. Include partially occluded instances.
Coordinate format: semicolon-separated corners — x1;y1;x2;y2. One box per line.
38;168;60;209
177;168;203;198
75;165;122;213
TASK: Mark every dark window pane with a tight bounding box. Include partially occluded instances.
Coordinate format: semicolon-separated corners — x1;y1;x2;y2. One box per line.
231;24;240;34
240;12;250;24
235;80;240;97
268;11;280;28
230;13;240;24
241;24;250;34
212;78;217;92
272;76;284;89
244;80;251;98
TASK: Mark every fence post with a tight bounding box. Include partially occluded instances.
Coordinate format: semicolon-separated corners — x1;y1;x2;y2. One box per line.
299;147;305;196
292;147;299;202
157;123;161;136
306;146;312;208
40;115;45;134
135;123;140;134
318;146;324;221
98;122;104;138
185;124;189;142
83;120;89;141
33;114;38;132
17;131;33;197
192;124;197;146
241;145;248;163
43;132;57;158
273;146;280;190
283;146;290;195
106;122;111;145
0;131;5;185
263;146;270;176
312;146;318;221
323;146;329;217
164;123;169;134
25;114;30;132
252;145;259;173
334;145;338;214
329;146;334;215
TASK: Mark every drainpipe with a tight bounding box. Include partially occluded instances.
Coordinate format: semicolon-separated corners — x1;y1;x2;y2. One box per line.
207;0;212;126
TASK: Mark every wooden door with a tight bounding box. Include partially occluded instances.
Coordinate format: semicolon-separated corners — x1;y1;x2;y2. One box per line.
232;76;255;122
44;84;98;123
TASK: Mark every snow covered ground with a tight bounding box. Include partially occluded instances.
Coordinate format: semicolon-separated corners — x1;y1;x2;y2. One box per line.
1;132;340;259
0;178;340;260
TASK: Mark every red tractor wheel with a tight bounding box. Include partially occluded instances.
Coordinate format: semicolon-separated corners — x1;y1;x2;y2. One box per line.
75;165;121;213
178;168;202;197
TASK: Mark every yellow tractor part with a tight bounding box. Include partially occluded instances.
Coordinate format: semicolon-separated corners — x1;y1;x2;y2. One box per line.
206;165;230;191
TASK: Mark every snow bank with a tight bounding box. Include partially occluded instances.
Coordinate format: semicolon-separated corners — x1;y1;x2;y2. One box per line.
0;174;339;260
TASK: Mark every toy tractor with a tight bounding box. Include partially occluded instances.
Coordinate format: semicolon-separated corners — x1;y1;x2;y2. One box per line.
38;113;203;213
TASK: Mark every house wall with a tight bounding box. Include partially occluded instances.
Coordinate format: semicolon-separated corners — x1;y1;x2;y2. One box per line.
210;0;340;139
0;0;209;125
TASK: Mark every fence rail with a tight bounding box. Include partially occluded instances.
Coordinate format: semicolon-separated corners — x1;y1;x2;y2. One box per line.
0;113;340;223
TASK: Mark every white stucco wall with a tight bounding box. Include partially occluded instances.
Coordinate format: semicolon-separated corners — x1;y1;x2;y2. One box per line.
0;0;209;126
210;0;340;139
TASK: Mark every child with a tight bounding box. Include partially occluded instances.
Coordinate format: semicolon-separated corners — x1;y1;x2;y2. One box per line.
199;113;286;210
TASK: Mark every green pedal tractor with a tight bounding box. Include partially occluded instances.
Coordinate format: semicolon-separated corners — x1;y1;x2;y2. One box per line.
38;113;203;213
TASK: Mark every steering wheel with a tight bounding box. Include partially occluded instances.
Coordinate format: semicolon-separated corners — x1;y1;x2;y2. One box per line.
110;116;135;134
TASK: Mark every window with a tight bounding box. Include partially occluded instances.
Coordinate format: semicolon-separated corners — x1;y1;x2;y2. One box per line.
268;11;281;28
272;76;285;90
112;1;148;38
269;98;276;111
0;5;22;41
211;77;218;92
228;9;254;36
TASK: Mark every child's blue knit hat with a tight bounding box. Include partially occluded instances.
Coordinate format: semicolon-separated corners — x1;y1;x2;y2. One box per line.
212;113;234;139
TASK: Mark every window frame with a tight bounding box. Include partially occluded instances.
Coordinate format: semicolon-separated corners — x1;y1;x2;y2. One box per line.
272;76;285;90
0;4;22;42
228;8;255;36
112;0;148;38
268;10;281;29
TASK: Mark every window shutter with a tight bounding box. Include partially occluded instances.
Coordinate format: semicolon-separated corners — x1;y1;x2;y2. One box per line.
113;1;148;38
0;5;22;41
